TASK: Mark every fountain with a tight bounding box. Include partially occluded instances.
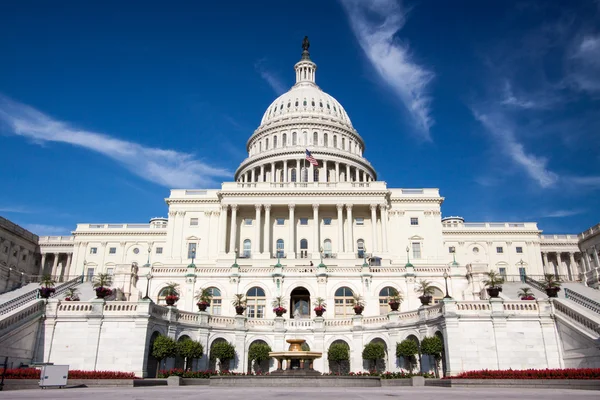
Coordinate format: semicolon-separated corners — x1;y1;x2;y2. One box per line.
268;338;322;376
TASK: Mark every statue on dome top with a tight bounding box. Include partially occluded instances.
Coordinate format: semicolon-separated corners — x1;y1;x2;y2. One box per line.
302;36;310;52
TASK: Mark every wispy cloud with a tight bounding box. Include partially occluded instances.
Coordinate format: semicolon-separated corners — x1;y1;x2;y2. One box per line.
23;223;70;236
0;95;231;188
568;34;600;93
0;206;34;214
570;175;600;187
540;209;585;218
500;80;559;110
255;59;287;95
339;0;435;140
472;109;559;188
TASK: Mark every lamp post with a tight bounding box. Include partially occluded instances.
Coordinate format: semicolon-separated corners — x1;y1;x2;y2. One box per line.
144;246;151;268
405;246;412;267
443;270;452;299
191;249;197;266
451;249;458;266
83;259;88;281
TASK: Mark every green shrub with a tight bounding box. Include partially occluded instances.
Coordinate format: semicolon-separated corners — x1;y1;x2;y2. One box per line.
210;341;236;371
396;339;419;372
248;343;272;372
362;342;385;371
177;339;204;370
328;342;350;374
152;335;177;369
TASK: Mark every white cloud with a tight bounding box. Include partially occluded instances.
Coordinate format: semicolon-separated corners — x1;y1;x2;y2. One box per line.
23;224;70;236
0;95;231;188
472;109;559;188
500;80;557;110
568;35;600;92
541;209;585;218
0;206;33;214
570;175;600;187
255;59;287;95
339;0;435;140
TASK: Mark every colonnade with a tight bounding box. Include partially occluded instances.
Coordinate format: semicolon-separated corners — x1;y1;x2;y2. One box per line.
541;251;582;281
579;245;600;283
40;252;74;278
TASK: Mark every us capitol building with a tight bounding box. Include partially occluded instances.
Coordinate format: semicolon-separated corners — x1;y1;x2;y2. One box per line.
11;39;597;377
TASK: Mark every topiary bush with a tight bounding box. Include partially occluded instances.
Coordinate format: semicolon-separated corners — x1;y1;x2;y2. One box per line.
328;342;350;374
248;342;272;373
396;339;419;372
177;338;204;371
152;335;177;370
210;341;236;371
420;336;444;378
362;342;386;372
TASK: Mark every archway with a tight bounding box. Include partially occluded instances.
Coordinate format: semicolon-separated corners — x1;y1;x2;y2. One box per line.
328;340;350;374
208;338;227;371
290;287;310;319
174;335;191;370
435;331;447;377
146;331;161;378
402;334;421;372
247;339;271;373
364;338;387;372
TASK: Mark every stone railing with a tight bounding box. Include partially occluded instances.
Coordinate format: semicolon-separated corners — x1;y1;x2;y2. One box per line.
553;299;600;336
0;299;45;335
579;223;600;240
362;315;389;325
245;318;274;328
503;302;538;312
564;288;600;315
286;319;314;329
209;316;237;327
456;301;491;312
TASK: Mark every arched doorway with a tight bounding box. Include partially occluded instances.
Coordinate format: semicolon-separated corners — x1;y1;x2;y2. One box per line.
402;335;421;372
328;340;351;374
146;331;160;378
209;338;228;371
174;335;191;370
364;338;387;372
290;287;310;319
247;340;271;373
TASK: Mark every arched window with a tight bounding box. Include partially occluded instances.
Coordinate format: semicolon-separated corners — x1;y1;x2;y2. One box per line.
300;239;308;259
273;135;278;148
313;132;318;145
334;287;354;317
282;133;287;147
246;287;266;318
259;142;262;152
379;287;398;315
342;137;346;150
243;239;251;258
266;138;269;150
291;168;297;182
324;133;328;147
276;239;285;258
357;239;365;258
333;135;338;148
323;239;332;257
157;287;171;305
302;167;308;182
208;287;222;315
313;168;319;182
292;132;297;145
303;132;307;146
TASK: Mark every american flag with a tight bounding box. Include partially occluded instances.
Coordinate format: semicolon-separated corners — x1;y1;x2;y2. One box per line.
305;149;318;166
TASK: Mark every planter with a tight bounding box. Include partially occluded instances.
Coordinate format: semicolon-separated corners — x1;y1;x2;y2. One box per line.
545;287;561;298
418;295;432;306
521;296;535;300
275;310;285;317
389;302;400;311
64;297;80;302
235;306;246;315
165;295;179;306
95;287;113;299
273;307;287;317
486;287;501;298
197;302;209;312
353;306;364;315
39;287;55;299
314;308;324;317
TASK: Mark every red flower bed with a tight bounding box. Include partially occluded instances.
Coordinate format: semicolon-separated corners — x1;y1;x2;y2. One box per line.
0;368;137;379
158;369;269;378
449;368;600;380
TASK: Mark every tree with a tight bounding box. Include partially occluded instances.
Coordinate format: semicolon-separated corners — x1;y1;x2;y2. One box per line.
328;342;350;374
396;339;419;372
39;274;56;288
92;273;113;289
482;270;504;288
177;338;204;371
152;335;177;371
415;280;435;297
362;342;385;372
420;336;444;378
210;341;236;371
248;342;272;373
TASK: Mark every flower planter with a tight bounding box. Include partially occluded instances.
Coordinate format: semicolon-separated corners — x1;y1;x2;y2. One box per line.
314;308;325;317
197;302;209;312
95;287;113;299
64;297;80;302
521;296;535;300
275;310;284;317
353;306;364;315
418;295;432;306
39;287;55;299
545;287;561;298
389;302;400;311
486;287;501;298
165;295;179;306
235;306;246;315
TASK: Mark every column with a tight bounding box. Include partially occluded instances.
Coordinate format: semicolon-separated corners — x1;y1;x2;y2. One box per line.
229;205;238;255
370;204;378;253
355;168;359;182
65;253;73;277
309;162;314;183
346;164;350;182
264;205;271;257
335;162;340;183
312;204;320;256
260;165;265;182
592;246;600;271
336;204;344;254
284;160;288;183
288;204;295;258
218;205;228;255
254;205;262;255
569;252;577;280
323;160;328;182
39;253;47;275
361;170;365;182
542;252;549;274
297;159;302;182
251;168;256;183
346;205;354;254
380;204;388;253
270;162;275;183
51;253;60;276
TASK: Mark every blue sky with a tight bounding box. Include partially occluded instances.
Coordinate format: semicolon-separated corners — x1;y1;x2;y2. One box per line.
0;0;598;236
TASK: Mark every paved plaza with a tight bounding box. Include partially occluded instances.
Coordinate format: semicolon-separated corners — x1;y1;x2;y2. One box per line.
1;386;599;400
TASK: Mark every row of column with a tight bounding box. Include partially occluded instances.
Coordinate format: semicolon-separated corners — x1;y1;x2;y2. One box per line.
240;159;373;184
541;251;581;280
580;245;600;282
40;252;73;277
218;203;389;258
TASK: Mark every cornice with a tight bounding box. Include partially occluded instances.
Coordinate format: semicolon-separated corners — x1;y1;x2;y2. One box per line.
218;190;390;198
442;229;542;235
165;199;220;205
391;198;444;204
73;231;167;237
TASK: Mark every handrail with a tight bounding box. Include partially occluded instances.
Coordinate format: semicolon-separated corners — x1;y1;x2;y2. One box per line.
524;276;545;292
564;288;600;315
0;275;83;315
553;299;600;336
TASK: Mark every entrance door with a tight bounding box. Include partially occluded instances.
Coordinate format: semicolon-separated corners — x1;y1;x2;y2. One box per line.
519;267;527;283
290;287;310;318
86;268;94;282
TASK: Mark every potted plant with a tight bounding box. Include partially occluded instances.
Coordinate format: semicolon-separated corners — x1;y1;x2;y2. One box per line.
387;288;403;311
518;287;535;300
313;297;326;317
232;293;246;315
272;296;287;317
415;280;435;306
541;273;562;298
195;287;213;312
163;282;180;306
92;273;113;299
483;270;504;298
64;287;80;301
351;293;365;315
38;274;56;299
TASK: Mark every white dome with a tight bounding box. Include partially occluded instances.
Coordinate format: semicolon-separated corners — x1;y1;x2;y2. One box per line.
260;83;354;128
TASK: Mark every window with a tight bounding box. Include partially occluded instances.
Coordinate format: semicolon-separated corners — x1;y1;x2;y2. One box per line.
323;218;332;225
208;287;222;315
156;247;163;254
106;268;114;275
473;247;479;254
244;218;253;226
342;137;346;149
266;138;269;149
2;246;7;254
276;239;285;258
86;268;94;281
357;239;365;258
313;132;318;145
516;246;523;253
496;247;504;254
274;136;278;148
259;142;262;152
300;239;308;258
90;247;97;254
410;217;419;226
22;254;27;261
109;247;116;254
157;287;171;305
333;135;338;148
300;218;308;225
313;168;319;182
412;242;422;259
379;287;398;314
448;246;455;253
355;218;364;225
334;287;354;317
276;218;285;225
243;239;251;258
282;133;287;147
190;218;199;226
246;287;266;318
188;243;197;259
323;239;332;257
133;247;139;254
499;267;507;278
291;168;297;182
292;132;297;145
324;133;328;147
